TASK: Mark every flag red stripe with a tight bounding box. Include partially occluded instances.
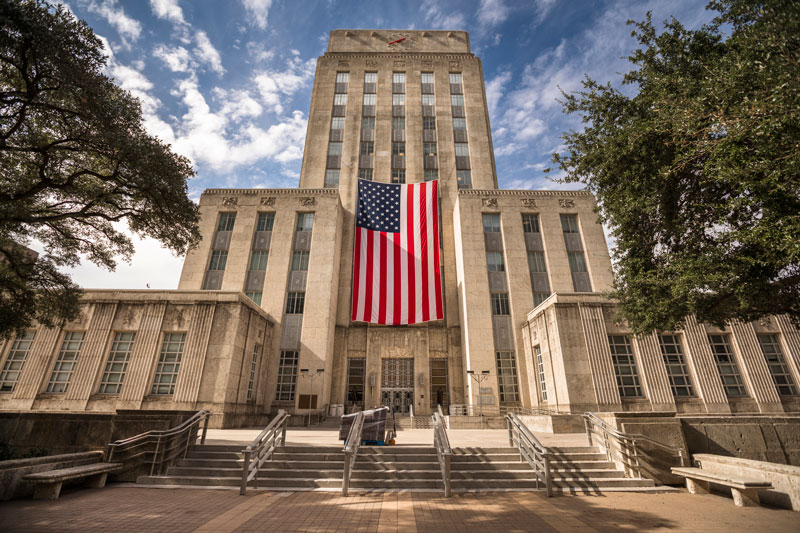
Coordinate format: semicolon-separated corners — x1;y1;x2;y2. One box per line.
420;184;430;323
352;227;361;322
406;184;415;325
432;181;443;319
393;231;401;325
364;229;374;322
378;231;387;325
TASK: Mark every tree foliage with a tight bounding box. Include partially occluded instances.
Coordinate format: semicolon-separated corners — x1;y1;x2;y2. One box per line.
0;0;200;338
551;0;800;335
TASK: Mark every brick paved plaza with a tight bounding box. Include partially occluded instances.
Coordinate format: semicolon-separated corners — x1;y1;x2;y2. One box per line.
0;486;797;532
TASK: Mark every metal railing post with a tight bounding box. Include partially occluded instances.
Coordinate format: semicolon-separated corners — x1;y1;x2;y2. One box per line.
201;413;209;444
543;454;552;497
342;451;351;496
281;419;287;446
507;418;514;447
584;416;593;446
241;448;251;495
150;436;161;476
443;453;451;497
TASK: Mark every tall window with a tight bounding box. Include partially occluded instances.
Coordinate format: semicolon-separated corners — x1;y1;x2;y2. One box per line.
392;117;405;131
422;117;436;130
454;143;469;156
256;212;275;231
391;169;405;184
424;170;438;181
151;332;186;395
659;334;694;397
333;93;347;105
46;331;85;393
208;250;228;271
275;350;299;401
456;170;472;189
527;251;547;273
218;212;236;231
98;332;136;394
757;334;798;396
0;330;36;393
423;142;437;157
291;250;309;271
336;72;349;85
245;292;262;305
392;94;405;106
247;345;260;400
490;293;510;315
364;72;377;86
560;214;579;233
482;214;500;233
421;72;434;86
286;292;305;314
324;169;339;188
330;116;345;131
522;214;540;233
453;117;466;131
360;142;374;156
249;250;269;271
392;142;405;156
450;94;464;107
328;142;342;155
496;351;520;404
422;94;435;106
430;359;448;407
346;357;365;406
362;117;376;130
486;251;505;272
296;213;314;231
608;335;643;397
358;169;373;180
567;252;588;273
708;334;747;397
535;345;547;401
393;72;405;89
363;93;376;105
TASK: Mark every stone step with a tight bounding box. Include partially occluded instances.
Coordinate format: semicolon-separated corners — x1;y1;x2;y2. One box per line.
355;455;438;463
350;479;443;490
186;451;244;460
452;448;519;454
271;453;345;461
547;447;598;454
547;460;617;469
450;454;524;463
450;462;537;471
551;477;656;489
137;475;342;489
546;453;608;462
550;469;629;480
192;444;246;453
450;479;546;489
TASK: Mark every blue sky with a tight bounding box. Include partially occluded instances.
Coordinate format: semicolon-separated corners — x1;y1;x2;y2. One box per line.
60;0;715;289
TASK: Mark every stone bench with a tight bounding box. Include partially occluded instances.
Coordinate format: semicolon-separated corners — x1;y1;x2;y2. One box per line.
671;467;773;507
23;462;123;500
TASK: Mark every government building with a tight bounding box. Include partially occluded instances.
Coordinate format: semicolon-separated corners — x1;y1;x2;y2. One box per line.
2;30;799;433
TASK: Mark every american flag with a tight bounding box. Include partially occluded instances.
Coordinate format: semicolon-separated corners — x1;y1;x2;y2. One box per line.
352;179;443;325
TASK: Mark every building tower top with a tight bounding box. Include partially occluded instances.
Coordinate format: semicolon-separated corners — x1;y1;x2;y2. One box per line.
327;30;471;54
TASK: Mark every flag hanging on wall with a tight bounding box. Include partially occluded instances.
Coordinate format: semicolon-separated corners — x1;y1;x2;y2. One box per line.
352;179;443;325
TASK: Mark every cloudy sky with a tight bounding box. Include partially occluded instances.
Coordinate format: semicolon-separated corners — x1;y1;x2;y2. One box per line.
60;0;715;289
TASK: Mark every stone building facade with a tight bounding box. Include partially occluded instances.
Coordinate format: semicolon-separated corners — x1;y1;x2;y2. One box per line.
1;30;798;426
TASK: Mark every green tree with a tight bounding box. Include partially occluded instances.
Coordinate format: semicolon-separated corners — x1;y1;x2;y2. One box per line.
0;0;200;339
551;0;800;335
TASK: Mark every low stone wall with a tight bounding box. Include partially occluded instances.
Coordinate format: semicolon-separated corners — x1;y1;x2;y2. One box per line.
0;410;198;456
680;415;800;466
694;453;800;511
518;414;584;434
0;451;103;500
448;416;507;429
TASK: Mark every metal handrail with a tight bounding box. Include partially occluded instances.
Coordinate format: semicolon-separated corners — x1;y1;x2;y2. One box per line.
506;412;552;496
106;410;210;476
450;404;570;417
341;410;365;495
437;404;448;429
432;408;452;497
240;410;289;495
582;412;686;479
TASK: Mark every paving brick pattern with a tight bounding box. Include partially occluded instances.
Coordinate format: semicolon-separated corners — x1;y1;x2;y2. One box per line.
0;486;797;532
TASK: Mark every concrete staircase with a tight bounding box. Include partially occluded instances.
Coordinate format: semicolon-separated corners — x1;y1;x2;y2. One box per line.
136;443;658;493
393;416;431;430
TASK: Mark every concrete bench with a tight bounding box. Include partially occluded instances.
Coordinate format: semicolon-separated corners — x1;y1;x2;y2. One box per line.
671;467;773;507
23;463;123;500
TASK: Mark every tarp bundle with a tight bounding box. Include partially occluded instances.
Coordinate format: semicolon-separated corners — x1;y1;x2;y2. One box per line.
339;406;389;442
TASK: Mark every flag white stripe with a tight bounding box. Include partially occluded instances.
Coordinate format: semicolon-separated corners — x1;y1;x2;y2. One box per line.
386;230;394;325
413;184;422;321
426;184;436;319
357;227;366;321
400;187;409;324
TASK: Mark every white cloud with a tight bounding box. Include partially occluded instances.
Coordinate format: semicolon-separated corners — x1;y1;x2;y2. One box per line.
532;0;556;24
420;0;466;30
477;0;509;29
154;44;192;72
170;78;307;170
194;31;225;75
149;0;185;24
242;0;273;29
81;0;141;45
485;70;511;119
253;55;315;114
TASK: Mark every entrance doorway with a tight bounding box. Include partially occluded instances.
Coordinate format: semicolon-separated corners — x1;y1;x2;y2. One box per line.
381;358;414;415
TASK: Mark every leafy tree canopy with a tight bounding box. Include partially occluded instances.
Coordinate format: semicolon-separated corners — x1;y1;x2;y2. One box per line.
551;0;800;335
0;0;200;339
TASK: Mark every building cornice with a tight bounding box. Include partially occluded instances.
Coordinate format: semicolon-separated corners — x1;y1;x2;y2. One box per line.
201;188;339;196
459;189;593;197
322;53;477;60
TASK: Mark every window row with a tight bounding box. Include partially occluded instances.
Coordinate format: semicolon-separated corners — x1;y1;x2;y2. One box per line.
0;330;268;399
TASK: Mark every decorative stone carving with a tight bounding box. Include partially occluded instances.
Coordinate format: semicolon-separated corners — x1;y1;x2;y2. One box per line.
558;198;575;208
521;198;537;208
531;327;538;341
260;196;276;206
299;196;316;206
449;60;460;69
393;60;405;67
122;306;136;326
221;197;238;207
422;60;433;68
173;307;186;328
482;197;498;208
366;60;378;67
338;60;349;67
